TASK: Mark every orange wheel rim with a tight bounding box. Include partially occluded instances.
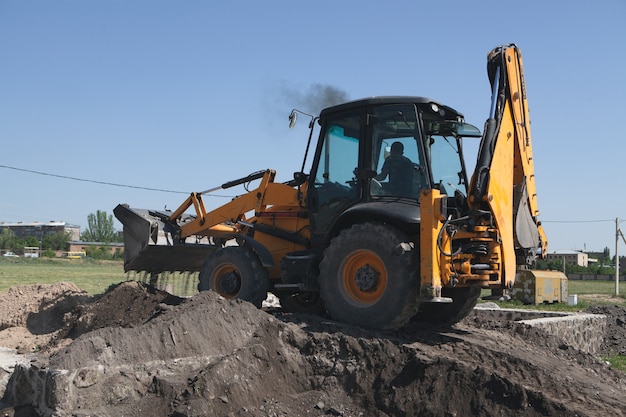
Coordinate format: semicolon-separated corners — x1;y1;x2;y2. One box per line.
212;263;241;298
341;249;387;305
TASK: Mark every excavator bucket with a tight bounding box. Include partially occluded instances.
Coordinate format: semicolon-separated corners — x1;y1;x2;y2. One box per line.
113;204;215;274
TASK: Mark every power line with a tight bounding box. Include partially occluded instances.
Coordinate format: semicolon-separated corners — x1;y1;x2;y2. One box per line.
3;163;624;220
0;164;233;197
542;219;617;224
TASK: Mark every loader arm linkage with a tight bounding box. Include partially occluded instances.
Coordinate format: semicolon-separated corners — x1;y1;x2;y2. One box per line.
114;169;309;274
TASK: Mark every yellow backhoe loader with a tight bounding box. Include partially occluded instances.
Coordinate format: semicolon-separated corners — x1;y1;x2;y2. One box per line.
115;44;552;330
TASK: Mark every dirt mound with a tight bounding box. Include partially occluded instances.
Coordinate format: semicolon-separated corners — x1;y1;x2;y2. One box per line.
586;304;626;355
0;283;90;353
0;281;183;355
2;282;626;417
0;282;88;331
58;281;184;342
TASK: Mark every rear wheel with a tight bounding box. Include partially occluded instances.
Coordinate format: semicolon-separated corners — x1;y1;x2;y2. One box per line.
414;286;481;325
319;223;420;330
198;246;269;308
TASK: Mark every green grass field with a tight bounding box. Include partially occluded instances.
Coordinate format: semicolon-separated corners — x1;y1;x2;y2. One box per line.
0;257;129;295
569;279;624;296
0;256;200;296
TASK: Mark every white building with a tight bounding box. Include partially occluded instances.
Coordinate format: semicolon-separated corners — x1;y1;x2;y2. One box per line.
0;221;81;241
545;250;589;267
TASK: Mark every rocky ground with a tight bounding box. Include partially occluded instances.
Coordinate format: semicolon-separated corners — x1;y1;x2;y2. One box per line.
0;281;625;417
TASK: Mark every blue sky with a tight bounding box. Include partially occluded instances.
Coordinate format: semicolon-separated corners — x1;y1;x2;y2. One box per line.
1;0;625;254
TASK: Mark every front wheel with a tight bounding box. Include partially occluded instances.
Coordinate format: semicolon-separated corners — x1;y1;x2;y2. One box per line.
198;246;269;308
319;223;420;330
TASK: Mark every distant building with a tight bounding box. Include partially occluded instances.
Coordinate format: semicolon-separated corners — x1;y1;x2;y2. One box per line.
68;241;123;257
0;221;80;241
545;250;590;267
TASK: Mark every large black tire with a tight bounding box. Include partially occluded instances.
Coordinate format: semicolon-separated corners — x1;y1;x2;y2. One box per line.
414;286;481;326
198;246;269;308
319;223;420;330
277;291;326;316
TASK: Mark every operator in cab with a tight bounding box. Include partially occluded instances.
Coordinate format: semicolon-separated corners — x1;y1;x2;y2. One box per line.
375;141;415;196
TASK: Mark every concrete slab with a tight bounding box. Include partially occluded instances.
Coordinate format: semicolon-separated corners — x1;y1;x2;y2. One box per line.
471;306;607;354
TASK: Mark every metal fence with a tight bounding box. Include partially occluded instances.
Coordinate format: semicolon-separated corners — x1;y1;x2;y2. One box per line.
567;273;626;281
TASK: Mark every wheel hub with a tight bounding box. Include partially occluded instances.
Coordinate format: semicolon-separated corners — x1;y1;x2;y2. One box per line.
354;264;379;291
219;271;240;294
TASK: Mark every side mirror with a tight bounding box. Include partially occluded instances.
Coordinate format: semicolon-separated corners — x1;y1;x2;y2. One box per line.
293;171;307;185
289;110;298;128
289;109;316;128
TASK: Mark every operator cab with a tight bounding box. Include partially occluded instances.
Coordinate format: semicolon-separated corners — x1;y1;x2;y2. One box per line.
302;97;481;238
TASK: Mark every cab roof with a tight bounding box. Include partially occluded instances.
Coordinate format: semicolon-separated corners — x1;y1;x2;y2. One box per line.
319;96;465;120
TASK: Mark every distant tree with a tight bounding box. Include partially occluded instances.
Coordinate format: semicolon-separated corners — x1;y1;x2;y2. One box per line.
598;246;612;266
24;236;39;247
41;249;56;258
0;229;26;253
81;210;120;243
0;229;14;249
536;258;616;275
86;245;112;259
535;259;564;271
42;231;71;251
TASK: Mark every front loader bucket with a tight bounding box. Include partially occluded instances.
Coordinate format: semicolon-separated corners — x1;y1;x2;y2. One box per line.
113;204;215;274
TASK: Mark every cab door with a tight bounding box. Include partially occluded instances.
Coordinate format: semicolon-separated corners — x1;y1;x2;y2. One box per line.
307;113;363;239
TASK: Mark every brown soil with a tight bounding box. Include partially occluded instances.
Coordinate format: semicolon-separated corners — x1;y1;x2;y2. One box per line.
0;283;91;354
1;281;625;417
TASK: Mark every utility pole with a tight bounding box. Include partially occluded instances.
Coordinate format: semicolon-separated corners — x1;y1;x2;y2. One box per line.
617;218;626;296
617;218;620;296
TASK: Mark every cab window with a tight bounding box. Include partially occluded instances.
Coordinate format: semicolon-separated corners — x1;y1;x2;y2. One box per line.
371;104;425;198
309;115;361;233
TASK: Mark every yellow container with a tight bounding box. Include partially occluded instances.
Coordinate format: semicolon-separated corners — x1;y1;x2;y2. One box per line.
511;269;568;304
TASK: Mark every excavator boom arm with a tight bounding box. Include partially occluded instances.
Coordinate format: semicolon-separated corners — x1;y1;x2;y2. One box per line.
468;44;547;279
